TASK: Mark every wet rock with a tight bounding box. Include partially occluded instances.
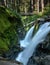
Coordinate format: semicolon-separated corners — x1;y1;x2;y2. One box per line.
42;55;50;65
0;60;22;65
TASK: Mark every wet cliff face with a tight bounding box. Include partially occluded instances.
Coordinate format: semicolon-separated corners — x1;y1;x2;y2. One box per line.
0;6;25;59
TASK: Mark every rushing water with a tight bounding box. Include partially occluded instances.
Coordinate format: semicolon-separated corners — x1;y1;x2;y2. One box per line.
20;26;35;48
16;22;50;65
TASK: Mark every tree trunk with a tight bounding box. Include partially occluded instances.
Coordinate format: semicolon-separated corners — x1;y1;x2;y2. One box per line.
37;0;39;13
30;0;33;12
4;0;7;6
35;0;37;12
41;0;44;12
35;0;39;13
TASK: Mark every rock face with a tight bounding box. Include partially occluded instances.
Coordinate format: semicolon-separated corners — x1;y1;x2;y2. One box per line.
40;55;50;65
0;60;22;65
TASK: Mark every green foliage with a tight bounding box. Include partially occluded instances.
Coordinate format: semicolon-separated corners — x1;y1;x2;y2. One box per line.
22;14;41;31
22;14;41;24
0;7;11;33
43;5;50;15
0;6;23;55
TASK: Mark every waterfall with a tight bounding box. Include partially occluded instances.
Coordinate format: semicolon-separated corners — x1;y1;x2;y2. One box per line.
16;22;50;65
20;26;35;48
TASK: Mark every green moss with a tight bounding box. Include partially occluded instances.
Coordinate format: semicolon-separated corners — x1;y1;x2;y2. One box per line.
43;5;50;16
0;6;23;55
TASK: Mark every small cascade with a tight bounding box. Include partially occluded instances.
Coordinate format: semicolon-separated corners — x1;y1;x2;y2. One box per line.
16;22;50;65
20;26;35;48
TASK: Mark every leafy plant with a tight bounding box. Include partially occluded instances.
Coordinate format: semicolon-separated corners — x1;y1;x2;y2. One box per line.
0;6;24;57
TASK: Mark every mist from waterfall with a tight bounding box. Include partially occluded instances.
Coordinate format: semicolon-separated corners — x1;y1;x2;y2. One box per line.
16;22;50;65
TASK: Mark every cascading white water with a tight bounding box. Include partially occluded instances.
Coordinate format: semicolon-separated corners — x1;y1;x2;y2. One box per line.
20;26;35;48
16;22;50;65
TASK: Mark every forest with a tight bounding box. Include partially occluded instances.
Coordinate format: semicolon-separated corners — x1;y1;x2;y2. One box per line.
0;0;50;65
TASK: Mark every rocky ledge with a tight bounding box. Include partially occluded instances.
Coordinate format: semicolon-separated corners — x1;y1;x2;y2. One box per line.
0;57;22;65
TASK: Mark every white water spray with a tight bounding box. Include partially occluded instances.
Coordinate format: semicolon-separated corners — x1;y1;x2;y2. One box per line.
16;22;50;65
20;26;35;48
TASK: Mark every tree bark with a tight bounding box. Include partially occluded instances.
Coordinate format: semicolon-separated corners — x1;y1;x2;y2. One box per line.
41;0;44;12
37;0;39;13
4;0;7;6
30;0;34;12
